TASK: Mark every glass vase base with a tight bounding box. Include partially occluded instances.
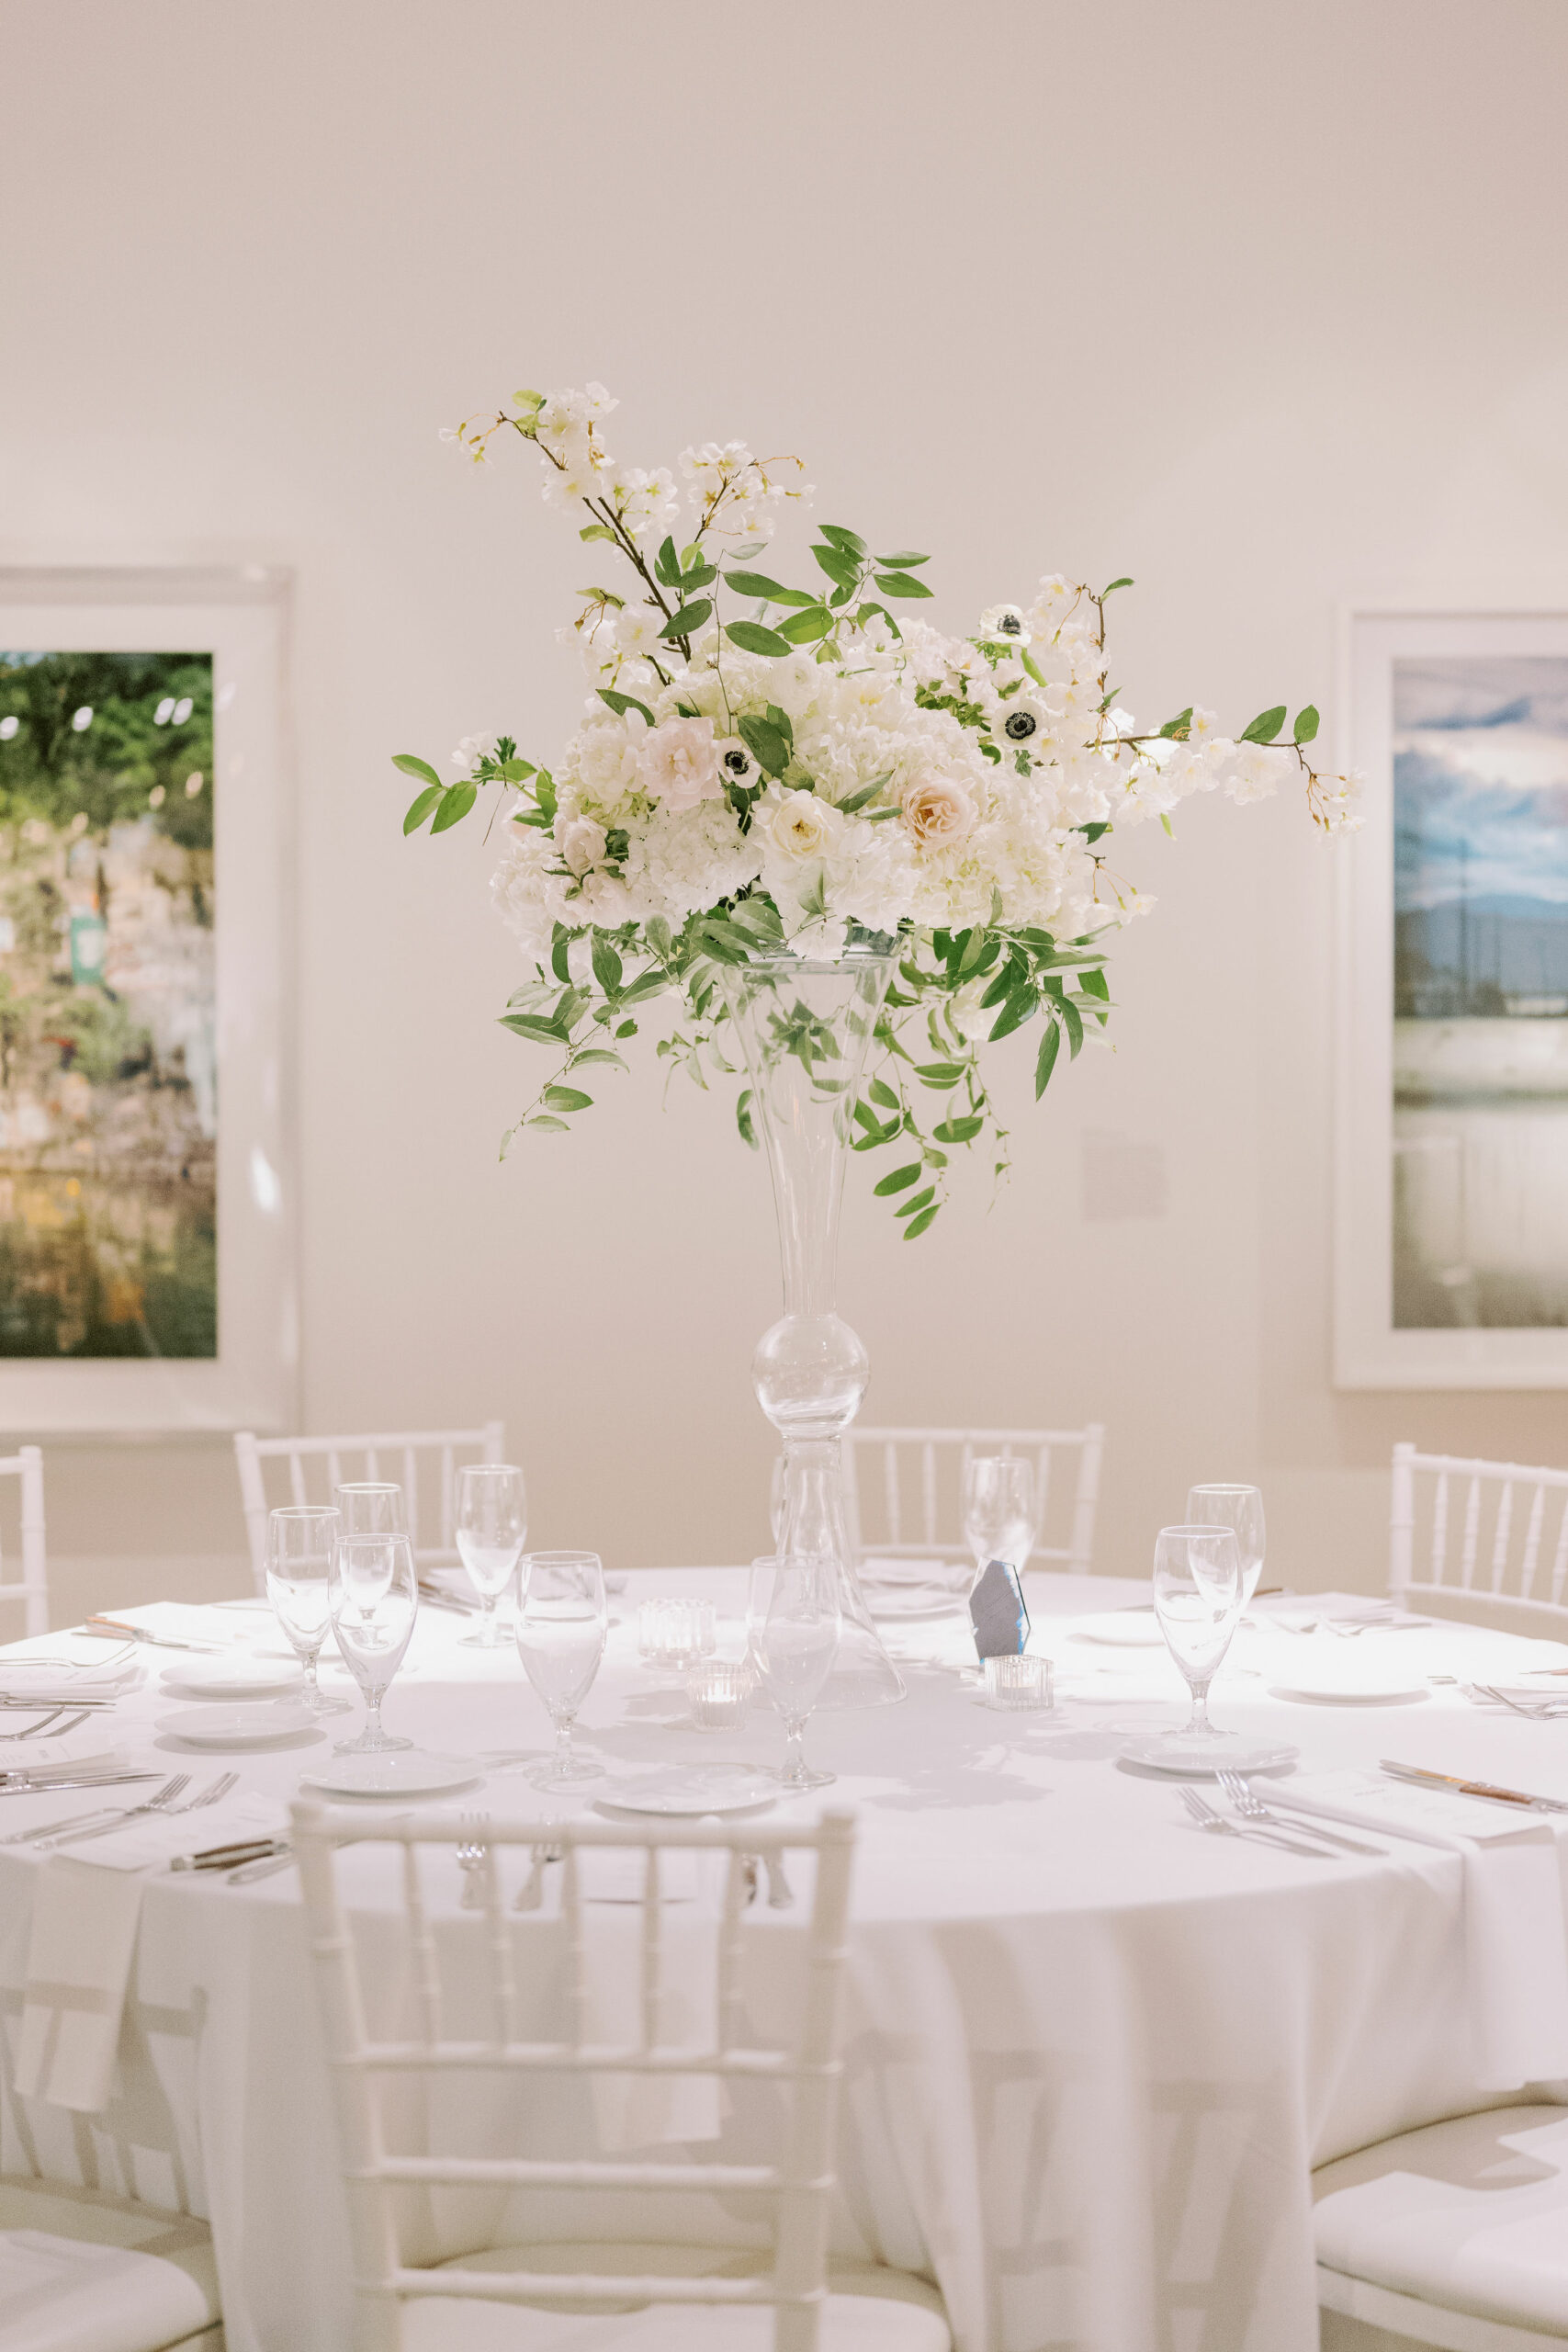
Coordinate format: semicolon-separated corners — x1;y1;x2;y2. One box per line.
1121;1731;1299;1778
816;1613;907;1710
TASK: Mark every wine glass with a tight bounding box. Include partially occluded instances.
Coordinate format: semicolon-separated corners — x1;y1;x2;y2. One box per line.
1185;1484;1266;1605
1145;1523;1243;1764
748;1553;840;1790
962;1456;1036;1577
333;1482;406;1537
514;1551;607;1785
330;1530;418;1754
455;1463;526;1647
265;1504;351;1715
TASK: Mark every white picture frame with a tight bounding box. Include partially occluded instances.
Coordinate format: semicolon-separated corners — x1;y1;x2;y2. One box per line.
0;567;295;1432
1335;605;1568;1387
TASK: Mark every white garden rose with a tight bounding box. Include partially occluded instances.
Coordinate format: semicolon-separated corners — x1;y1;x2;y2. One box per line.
901;774;977;851
762;787;842;860
637;717;723;813
558;815;607;876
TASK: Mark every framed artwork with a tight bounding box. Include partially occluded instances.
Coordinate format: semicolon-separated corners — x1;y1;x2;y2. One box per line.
1336;608;1568;1386
0;568;295;1431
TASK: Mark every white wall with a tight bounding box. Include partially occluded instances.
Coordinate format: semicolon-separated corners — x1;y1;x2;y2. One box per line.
5;0;1568;1609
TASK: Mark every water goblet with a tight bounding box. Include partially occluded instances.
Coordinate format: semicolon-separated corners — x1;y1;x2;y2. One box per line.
963;1456;1036;1579
455;1463;526;1648
333;1482;407;1538
748;1553;840;1790
265;1504;352;1716
330;1531;418;1754
1185;1484;1267;1606
515;1551;607;1785
1135;1524;1244;1768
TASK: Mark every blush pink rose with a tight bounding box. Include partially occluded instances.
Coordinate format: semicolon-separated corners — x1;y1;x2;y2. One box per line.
637;716;723;813
901;773;977;849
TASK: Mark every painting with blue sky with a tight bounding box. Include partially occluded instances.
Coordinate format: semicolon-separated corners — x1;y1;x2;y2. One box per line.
1393;654;1568;1328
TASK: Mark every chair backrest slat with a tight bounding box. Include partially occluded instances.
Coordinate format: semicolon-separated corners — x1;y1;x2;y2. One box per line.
844;1422;1106;1573
293;1801;860;2351
1390;1443;1568;1635
232;1423;508;1594
0;1446;49;1639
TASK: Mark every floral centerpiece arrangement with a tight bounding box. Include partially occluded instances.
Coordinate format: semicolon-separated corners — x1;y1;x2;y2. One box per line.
397;383;1359;1234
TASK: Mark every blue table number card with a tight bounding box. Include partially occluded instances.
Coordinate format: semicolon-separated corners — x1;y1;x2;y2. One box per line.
969;1559;1030;1658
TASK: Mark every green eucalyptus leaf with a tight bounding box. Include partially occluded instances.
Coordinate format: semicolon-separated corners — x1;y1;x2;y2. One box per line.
1240;704;1288;744
1293;704;1320;744
591;936;624;995
812;544;861;591
1158;707;1193;740
912;1060;965;1089
392;753;444;787
1034;1019;1061;1099
660;598;712;640
736;1089;759;1149
580;524;619;546
681;562;718;590
874;550;931;568
868;1075;900;1110
1060;998;1084;1057
500;1013;570;1045
527;1114;570;1133
894;1185;936;1219
776;605;834;644
1078;967;1111;1001
988;987;1038;1042
402;786;443;834
573;1047;627;1068
725;620;795;659
430;782;477;833
655;535;682;585
738;714;791;777
874;571;934;600
542;1085;593;1114
836;774;893;816
902;1204;940;1239
1101;577;1134;596
725;570;819;607
874;1163;923;1196
820;524;870;559
599;687;656;728
933;1114;984;1143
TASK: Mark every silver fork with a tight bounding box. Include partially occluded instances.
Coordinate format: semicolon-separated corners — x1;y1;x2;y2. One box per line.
37;1774;193;1851
177;1771;240;1813
1472;1682;1568;1720
0;1708;67;1738
1179;1784;1335;1857
513;1842;563;1911
1214;1769;1387;1855
457;1813;490;1911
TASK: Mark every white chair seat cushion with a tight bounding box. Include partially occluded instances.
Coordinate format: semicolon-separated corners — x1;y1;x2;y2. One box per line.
0;2179;220;2352
400;2242;951;2350
1313;2104;1568;2337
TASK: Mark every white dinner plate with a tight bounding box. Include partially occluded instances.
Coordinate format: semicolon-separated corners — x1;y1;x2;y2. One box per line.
160;1660;306;1702
1122;1737;1300;1777
1269;1667;1429;1704
864;1581;969;1621
597;1764;779;1817
156;1703;321;1748
1066;1611;1168;1648
299;1750;482;1798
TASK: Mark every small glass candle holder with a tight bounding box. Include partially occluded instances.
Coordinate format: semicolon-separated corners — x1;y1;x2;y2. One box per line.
984;1653;1053;1711
637;1598;717;1670
687;1658;754;1729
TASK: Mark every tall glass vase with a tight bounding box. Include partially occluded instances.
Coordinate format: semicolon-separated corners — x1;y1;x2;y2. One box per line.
721;949;906;1709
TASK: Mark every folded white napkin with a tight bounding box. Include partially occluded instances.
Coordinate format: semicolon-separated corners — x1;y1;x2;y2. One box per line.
0;1655;141;1707
1280;1767;1568;2088
14;1794;282;2111
557;1849;721;2153
0;2230;216;2351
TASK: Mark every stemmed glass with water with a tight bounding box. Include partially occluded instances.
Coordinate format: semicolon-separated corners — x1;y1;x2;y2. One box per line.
514;1551;608;1785
330;1530;419;1754
265;1505;351;1716
455;1463;527;1647
748;1553;840;1789
962;1456;1037;1581
1122;1523;1292;1773
1185;1484;1266;1606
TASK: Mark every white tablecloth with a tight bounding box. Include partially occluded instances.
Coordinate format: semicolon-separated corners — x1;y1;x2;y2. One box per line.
3;1571;1567;2352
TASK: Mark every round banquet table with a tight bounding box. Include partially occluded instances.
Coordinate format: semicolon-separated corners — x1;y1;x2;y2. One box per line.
3;1566;1568;2352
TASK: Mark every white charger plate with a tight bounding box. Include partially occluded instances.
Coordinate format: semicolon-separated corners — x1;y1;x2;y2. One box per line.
156;1703;321;1748
299;1750;481;1798
1268;1667;1429;1704
1066;1611;1167;1648
597;1764;778;1817
160;1660;306;1702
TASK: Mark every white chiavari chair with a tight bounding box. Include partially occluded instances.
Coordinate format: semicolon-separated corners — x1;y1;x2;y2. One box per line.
1314;2103;1568;2352
1390;1441;1568;1638
842;1423;1104;1575
233;1422;505;1595
0;1443;49;1639
293;1801;952;2351
0;2176;223;2348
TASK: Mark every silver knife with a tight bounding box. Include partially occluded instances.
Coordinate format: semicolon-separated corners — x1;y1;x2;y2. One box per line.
1382;1759;1568;1814
225;1847;298;1884
0;1770;159;1795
